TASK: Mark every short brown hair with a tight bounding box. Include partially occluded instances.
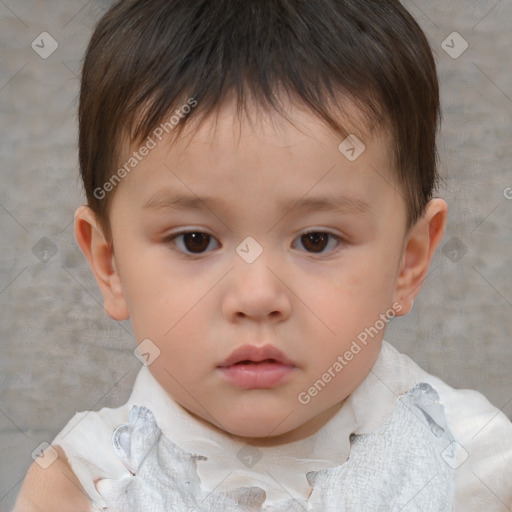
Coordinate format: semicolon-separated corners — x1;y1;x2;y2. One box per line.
79;0;440;239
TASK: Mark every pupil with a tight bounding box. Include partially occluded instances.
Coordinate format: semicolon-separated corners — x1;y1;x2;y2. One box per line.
184;233;210;253
302;233;328;252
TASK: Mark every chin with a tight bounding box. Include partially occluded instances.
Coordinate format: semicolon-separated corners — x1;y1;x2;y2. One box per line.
217;407;302;440
225;419;290;440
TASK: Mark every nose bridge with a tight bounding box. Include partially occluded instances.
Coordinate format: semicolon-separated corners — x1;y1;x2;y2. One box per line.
223;241;292;321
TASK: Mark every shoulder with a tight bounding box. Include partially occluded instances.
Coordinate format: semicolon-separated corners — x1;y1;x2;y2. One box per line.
428;375;512;510
49;405;132;506
15;367;170;510
383;342;512;510
14;445;92;512
18;402;133;510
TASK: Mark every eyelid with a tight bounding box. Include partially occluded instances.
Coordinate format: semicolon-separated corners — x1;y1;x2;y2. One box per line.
293;230;343;255
165;227;215;237
163;228;221;256
301;228;341;237
296;227;345;243
163;228;345;256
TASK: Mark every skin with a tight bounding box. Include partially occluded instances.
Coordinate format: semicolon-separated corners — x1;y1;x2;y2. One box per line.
15;99;447;509
76;99;447;441
14;446;91;511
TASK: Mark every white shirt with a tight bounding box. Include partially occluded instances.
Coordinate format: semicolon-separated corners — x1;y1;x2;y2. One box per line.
53;341;512;511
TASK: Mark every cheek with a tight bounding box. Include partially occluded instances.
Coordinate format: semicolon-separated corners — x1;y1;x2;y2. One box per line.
303;261;399;351
130;289;204;347
313;264;388;312
117;248;198;328
141;318;208;395
124;276;214;373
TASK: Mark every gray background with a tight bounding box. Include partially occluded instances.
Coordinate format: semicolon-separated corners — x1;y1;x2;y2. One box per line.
1;0;511;509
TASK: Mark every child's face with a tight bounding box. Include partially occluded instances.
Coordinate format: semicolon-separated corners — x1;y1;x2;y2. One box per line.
82;100;434;442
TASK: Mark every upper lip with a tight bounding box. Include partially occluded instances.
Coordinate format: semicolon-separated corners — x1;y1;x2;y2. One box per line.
218;344;296;367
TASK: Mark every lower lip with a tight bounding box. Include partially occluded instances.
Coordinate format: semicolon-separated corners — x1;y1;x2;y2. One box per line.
218;361;295;389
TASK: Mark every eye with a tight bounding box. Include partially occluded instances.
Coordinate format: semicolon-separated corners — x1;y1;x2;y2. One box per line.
166;231;220;255
293;231;342;254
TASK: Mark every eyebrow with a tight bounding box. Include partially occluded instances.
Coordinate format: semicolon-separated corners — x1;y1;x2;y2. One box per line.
143;191;370;215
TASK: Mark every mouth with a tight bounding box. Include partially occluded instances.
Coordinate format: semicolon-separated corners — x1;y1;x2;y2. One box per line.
232;358;280;365
218;344;296;368
217;345;297;389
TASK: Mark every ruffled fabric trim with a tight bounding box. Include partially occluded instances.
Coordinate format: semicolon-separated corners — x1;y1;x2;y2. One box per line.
95;382;455;511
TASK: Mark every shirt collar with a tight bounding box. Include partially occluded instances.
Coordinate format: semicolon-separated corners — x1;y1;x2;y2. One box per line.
128;340;413;502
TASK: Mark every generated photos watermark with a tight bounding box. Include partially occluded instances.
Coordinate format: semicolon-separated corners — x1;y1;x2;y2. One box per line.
93;98;198;200
297;301;403;405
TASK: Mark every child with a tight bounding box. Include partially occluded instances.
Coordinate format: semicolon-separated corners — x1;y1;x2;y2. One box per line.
15;0;512;510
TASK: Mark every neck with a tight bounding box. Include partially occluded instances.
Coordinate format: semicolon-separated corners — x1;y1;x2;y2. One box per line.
185;399;345;448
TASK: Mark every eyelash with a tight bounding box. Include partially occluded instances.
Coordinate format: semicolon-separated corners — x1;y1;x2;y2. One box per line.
163;230;343;257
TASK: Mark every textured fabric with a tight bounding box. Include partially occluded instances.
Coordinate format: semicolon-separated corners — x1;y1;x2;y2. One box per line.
52;341;512;511
96;383;455;511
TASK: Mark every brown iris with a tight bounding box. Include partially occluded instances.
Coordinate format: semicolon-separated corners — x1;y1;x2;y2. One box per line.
300;232;329;253
182;232;211;253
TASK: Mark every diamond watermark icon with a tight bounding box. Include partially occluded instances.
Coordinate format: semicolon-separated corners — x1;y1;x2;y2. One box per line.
32;237;58;263
134;338;161;366
236;236;263;264
441;441;469;469
338;134;366;162
237;444;262;468
441;32;468;59
31;32;59;59
32;442;58;469
442;236;468;263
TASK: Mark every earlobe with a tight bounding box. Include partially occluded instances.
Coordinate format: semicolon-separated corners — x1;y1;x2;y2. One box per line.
393;198;448;315
73;206;129;320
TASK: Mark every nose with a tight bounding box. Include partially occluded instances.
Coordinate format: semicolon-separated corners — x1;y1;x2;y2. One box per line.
221;256;292;324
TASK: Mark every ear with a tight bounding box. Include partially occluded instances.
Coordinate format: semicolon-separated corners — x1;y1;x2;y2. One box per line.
393;198;448;316
73;206;129;320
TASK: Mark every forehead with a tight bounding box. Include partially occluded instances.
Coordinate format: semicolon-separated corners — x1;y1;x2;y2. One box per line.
142;97;392;178
174;94;385;153
111;97;402;226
